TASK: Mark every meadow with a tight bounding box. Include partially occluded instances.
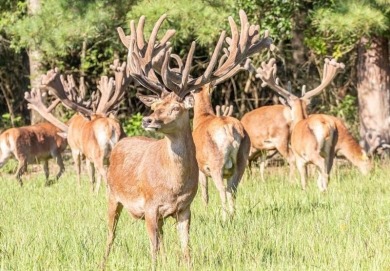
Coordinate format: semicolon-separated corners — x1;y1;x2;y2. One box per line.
0;159;389;271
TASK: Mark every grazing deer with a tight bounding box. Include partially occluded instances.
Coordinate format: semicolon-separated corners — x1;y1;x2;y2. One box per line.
326;115;372;174
242;105;371;181
241;104;294;180
255;58;345;191
193;84;251;221
101;10;272;268
0;122;67;186
24;60;128;193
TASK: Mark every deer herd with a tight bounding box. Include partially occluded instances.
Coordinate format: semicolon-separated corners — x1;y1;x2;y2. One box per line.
0;10;373;268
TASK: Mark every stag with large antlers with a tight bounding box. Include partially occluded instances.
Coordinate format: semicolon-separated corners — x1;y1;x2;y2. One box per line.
101;10;272;268
192;83;250;221
0;122;67;186
255;58;345;191
24;59;127;193
242;103;372;180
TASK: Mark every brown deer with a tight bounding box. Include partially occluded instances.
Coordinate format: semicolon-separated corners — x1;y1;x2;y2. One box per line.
101;10;272;268
24;59;128;193
0;122;67;186
193;84;251;221
255;58;345;191
241;105;371;180
241;104;294;180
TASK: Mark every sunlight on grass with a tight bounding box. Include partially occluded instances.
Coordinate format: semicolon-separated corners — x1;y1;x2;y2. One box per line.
0;160;389;270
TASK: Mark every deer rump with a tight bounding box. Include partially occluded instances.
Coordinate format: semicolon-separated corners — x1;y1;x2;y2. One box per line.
195;117;245;178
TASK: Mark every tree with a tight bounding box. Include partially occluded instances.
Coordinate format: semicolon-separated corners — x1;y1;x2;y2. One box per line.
312;0;390;154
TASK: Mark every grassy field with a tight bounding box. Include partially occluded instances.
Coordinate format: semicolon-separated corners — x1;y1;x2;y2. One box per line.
0;159;389;271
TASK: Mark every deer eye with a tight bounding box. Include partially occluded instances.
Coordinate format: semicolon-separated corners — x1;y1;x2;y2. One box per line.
172;106;180;112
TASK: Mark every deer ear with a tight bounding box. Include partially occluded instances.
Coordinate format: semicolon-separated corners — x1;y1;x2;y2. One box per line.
183;94;194;109
138;95;160;108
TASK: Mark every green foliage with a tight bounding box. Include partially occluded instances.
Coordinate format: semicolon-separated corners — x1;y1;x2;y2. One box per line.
328;94;359;135
122;112;147;137
126;0;233;49
0;113;23;129
309;0;390;59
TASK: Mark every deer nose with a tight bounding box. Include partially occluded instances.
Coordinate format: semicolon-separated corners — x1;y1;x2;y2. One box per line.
142;117;153;126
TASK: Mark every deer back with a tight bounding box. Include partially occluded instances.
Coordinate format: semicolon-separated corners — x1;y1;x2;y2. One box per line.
241;104;291;150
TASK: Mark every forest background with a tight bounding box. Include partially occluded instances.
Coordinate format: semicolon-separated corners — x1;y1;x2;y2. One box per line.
1;0;390;155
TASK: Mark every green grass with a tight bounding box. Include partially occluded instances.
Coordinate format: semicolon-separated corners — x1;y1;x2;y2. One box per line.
0;160;389;270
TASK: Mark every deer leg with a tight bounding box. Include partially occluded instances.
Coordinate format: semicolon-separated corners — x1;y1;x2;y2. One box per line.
94;158;107;195
210;170;228;221
259;159;267;182
43;160;50;185
277;144;296;182
313;156;328;192
86;159;95;192
145;209;161;268
72;150;81;187
0;152;10;168
15;158;27;186
176;208;191;266
54;154;65;181
296;158;307;190
226;142;249;217
157;219;165;261
199;171;209;205
101;195;123;270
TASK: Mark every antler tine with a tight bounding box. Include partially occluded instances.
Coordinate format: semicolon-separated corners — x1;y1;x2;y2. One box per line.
41;69;93;116
255;58;293;100
302;58;345;100
24;88;69;132
224;104;234;116
184;10;272;93
121;14;175;97
215;105;222;116
95;60;129;115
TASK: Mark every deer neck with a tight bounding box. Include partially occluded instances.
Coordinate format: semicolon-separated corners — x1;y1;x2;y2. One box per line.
163;113;196;162
193;86;215;128
290;99;307;128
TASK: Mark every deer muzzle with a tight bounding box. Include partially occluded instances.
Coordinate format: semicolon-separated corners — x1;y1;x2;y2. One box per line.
142;117;162;131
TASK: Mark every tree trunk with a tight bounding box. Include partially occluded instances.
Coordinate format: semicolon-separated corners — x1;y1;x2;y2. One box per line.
28;0;45;124
357;36;390;154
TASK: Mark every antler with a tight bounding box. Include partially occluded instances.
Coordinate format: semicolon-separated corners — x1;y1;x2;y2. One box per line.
40;68;94;116
24;88;69;132
255;58;345;100
216;104;234;117
120;10;273;99
95;60;129;115
302;58;345;99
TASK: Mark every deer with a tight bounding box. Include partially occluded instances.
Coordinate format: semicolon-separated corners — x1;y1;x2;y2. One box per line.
241;100;371;181
24;59;128;193
241;104;294;181
100;10;272;269
0;122;67;186
193;83;251;221
255;58;345;191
